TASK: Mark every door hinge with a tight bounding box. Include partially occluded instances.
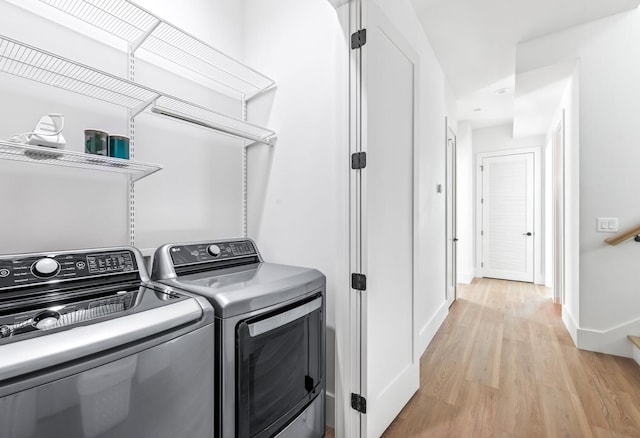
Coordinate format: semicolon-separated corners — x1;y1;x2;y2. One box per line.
481;262;484;268
481;230;484;236
480;165;484;171
351;152;367;170
351;29;367;49
481;198;484;204
351;273;367;291
351;393;367;413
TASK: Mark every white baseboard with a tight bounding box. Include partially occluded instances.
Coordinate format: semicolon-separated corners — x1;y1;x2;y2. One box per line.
457;271;474;284
576;319;640;358
562;308;640;359
325;391;335;428
418;301;449;355
633;344;640;367
561;306;578;346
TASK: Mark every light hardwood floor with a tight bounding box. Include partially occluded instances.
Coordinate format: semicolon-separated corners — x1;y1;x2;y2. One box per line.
376;277;640;437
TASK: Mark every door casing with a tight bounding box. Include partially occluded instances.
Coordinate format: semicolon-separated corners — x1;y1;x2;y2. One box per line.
445;120;457;306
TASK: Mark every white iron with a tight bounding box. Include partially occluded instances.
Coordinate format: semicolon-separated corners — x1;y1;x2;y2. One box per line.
9;114;66;149
26;114;66;149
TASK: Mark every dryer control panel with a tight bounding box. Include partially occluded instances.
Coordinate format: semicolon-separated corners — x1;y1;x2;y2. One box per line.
169;240;257;267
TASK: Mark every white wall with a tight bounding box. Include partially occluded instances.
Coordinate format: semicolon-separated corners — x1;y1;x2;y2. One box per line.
456;121;474;283
518;8;640;357
471;124;545;283
0;0;248;254
242;0;349;429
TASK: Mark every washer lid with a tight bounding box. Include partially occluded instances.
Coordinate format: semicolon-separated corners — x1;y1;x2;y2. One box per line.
158;262;325;317
0;288;209;382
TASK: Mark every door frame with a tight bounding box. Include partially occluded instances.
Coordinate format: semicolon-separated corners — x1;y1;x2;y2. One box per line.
552;112;566;304
475;147;543;284
445;119;457;306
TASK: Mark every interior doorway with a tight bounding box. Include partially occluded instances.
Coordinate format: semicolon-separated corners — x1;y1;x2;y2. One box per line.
445;121;457;306
478;151;536;283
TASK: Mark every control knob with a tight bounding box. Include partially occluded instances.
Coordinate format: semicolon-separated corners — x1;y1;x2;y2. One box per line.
207;245;221;257
31;258;60;278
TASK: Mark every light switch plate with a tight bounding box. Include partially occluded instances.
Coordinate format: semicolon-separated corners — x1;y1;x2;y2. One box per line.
597;218;619;233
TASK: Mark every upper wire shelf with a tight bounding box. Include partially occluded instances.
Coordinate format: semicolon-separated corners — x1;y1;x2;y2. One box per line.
38;0;275;100
0;35;276;146
0;140;162;181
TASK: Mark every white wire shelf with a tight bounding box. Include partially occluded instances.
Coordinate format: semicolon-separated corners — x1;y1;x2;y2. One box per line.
0;35;276;146
0;140;162;181
38;0;275;100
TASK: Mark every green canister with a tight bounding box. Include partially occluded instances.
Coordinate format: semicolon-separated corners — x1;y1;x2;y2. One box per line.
108;135;130;160
84;129;108;156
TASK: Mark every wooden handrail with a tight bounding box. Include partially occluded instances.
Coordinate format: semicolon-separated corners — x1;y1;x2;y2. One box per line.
605;224;640;246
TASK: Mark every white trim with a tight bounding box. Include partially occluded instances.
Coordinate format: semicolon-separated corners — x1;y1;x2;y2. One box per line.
575;316;640;358
563;309;640;359
457;272;474;284
445;118;457;306
561;305;578;346
632;344;640;367
475;147;543;284
418;301;449;355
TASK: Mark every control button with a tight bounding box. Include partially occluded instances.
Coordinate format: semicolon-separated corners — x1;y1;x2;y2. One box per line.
31;258;60;278
32;310;60;330
191;250;199;257
0;325;11;338
207;245;221;257
76;261;86;269
0;268;9;278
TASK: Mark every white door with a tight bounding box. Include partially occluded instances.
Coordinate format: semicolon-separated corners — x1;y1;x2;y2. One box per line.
349;1;418;437
446;127;457;306
481;153;534;282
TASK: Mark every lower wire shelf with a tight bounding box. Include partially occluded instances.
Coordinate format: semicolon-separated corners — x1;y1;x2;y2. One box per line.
0;140;162;182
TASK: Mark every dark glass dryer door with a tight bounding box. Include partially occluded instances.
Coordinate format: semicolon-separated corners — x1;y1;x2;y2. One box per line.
236;295;323;438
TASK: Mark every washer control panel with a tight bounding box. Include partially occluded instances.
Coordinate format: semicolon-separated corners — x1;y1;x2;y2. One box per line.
170;240;257;266
0;250;138;289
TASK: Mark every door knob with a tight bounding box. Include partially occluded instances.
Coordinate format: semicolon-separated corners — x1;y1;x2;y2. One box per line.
523;232;532;236
453;238;459;242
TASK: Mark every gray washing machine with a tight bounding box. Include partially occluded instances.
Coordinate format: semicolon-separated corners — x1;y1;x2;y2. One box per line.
151;238;325;438
0;246;215;438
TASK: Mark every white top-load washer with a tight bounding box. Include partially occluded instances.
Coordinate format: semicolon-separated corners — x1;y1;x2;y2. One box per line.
151;238;326;438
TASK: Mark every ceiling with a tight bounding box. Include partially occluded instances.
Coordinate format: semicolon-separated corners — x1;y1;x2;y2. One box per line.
410;0;640;132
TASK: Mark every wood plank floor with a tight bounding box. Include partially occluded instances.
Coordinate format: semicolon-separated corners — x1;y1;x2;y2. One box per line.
378;277;640;438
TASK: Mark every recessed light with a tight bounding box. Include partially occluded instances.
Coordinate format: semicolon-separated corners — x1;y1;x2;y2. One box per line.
473;108;482;112
494;87;510;95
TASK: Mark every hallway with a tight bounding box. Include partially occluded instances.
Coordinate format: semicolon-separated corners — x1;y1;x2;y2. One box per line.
381;278;640;437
